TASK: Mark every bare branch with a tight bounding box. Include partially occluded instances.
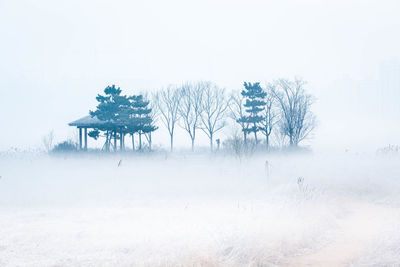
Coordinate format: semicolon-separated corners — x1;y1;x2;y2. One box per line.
270;78;316;147
199;82;229;151
177;81;205;151
154;85;181;151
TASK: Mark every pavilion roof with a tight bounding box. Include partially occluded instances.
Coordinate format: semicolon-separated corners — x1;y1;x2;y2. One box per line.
68;115;107;127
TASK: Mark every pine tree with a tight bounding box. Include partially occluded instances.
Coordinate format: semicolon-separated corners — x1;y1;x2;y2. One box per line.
238;82;266;144
127;95;157;151
89;86;158;152
89;85;130;151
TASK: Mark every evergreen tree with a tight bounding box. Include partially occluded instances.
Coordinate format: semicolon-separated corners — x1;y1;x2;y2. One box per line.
89;85;130;151
127;95;157;151
88;86;158;152
238;82;266;144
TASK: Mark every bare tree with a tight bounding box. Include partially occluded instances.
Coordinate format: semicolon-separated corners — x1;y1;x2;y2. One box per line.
260;84;279;150
143;92;159;151
273;127;288;148
271;78;316;147
42;130;54;152
224;128;246;160
154;86;181;152
178;81;204;152
199;82;229;151
228;91;249;145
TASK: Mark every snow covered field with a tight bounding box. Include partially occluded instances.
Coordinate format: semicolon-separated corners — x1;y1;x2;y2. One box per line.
0;152;399;266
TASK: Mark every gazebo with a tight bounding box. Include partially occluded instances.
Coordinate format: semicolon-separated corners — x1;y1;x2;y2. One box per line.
69;115;106;150
69;115;127;151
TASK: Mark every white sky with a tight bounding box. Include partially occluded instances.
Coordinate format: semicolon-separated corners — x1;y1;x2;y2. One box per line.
0;0;399;152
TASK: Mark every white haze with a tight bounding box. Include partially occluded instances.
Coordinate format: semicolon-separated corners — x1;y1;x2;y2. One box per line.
0;0;400;151
1;152;400;266
1;1;400;266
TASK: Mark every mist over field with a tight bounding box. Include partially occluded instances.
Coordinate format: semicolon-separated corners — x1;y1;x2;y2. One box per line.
1;0;400;266
1;152;400;266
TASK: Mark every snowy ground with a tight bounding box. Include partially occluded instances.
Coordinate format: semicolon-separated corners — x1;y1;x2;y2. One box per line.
0;152;399;266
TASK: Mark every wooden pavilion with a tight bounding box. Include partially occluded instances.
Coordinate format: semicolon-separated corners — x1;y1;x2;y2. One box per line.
69;115;106;150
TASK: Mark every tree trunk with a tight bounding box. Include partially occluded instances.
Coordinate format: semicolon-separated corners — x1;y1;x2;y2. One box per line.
120;129;123;151
170;134;174;152
139;132;142;150
191;138;195;152
254;123;258;144
104;131;109;151
132;134;135;151
266;134;269;151
149;132;153;150
209;133;213;152
107;131;112;151
113;130;117;151
149;132;152;151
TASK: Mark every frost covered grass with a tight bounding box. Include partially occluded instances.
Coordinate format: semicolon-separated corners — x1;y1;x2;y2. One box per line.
352;215;400;267
0;152;399;266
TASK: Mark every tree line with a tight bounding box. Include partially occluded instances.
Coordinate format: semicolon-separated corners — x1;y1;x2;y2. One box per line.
88;78;316;152
88;85;157;151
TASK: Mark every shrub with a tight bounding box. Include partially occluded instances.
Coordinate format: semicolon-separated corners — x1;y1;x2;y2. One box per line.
52;140;78;153
222;133;258;158
376;145;400;157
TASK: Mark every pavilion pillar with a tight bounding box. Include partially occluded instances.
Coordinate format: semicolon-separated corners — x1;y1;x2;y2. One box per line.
79;127;82;150
84;127;88;151
120;129;123;151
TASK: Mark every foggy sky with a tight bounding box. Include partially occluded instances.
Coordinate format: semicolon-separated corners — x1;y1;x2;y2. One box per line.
0;0;399;151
